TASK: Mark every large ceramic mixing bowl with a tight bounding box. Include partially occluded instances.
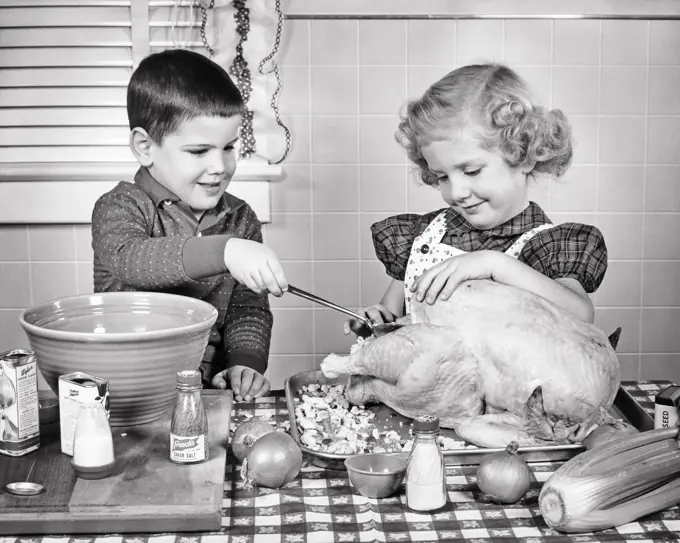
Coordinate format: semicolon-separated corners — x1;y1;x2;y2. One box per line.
19;292;218;427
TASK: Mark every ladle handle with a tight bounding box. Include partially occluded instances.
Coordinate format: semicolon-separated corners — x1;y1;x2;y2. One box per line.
287;285;374;330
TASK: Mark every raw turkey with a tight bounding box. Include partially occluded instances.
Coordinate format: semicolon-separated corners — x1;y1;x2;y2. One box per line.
320;279;622;448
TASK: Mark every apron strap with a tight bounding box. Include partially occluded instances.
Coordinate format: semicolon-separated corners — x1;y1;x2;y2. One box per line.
413;211;449;250
404;211;457;314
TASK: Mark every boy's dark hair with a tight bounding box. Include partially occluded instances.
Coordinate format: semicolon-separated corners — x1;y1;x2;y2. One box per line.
127;49;245;143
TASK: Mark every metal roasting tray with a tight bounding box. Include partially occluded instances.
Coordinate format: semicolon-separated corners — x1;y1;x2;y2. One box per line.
284;369;654;469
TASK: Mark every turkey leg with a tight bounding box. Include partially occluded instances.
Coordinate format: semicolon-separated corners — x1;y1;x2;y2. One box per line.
455;412;542;447
456;387;564;447
321;323;457;383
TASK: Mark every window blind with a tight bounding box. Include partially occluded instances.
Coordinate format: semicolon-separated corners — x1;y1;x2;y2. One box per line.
0;1;280;225
0;0;139;164
0;1;220;165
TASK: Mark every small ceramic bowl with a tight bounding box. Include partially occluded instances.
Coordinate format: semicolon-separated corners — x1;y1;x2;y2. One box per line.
344;453;407;499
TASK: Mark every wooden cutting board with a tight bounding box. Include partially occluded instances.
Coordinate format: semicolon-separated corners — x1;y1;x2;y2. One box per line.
0;389;232;535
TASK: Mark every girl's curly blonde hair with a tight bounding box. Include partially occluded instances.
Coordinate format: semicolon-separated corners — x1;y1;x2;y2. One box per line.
396;64;573;187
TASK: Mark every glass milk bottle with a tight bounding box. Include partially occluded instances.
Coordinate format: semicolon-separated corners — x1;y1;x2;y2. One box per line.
72;401;116;479
405;414;447;511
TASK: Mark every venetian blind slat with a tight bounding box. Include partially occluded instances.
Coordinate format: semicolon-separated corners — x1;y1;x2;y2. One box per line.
0;146;135;163
0;87;127;107
149;27;203;48
0;27;133;47
148;4;214;50
0;107;129;126
0;47;133;67
2;1;130;6
0;2;135;165
0;126;130;146
0;7;132;27
1;67;132;87
148;6;202;26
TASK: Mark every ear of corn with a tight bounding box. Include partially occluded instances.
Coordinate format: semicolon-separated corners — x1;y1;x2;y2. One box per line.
539;427;680;533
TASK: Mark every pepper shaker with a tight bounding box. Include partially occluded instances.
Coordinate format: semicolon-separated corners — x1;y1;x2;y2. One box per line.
170;370;209;464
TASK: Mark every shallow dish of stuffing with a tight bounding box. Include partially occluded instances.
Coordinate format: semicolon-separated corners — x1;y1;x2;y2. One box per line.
282;370;585;470
285;370;652;470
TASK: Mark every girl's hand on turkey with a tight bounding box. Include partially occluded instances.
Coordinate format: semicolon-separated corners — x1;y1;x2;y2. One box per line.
411;251;507;304
343;304;396;336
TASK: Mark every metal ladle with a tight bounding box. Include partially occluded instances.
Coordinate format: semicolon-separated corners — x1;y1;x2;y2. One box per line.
286;285;403;338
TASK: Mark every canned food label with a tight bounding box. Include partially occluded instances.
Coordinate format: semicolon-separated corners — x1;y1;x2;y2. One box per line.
655;405;679;429
170;434;206;462
0;350;40;457
654;385;680;429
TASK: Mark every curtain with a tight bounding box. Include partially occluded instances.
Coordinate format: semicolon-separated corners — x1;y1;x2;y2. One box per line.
214;0;290;165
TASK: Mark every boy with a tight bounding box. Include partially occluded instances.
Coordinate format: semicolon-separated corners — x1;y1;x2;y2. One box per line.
91;49;288;401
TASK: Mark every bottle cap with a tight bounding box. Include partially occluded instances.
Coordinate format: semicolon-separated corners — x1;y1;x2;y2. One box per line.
176;370;201;387
413;414;440;433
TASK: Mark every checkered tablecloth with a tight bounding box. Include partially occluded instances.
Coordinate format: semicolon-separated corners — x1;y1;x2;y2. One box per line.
621;381;665;420
9;381;680;543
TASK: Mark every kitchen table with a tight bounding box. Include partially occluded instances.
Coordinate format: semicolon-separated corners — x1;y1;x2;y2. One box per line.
4;380;680;543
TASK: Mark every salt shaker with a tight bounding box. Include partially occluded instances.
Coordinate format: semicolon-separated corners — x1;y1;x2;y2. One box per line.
170;370;209;464
72;401;116;479
405;414;447;511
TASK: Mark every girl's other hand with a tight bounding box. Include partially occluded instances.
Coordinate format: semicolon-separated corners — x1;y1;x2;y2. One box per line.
343;304;397;336
411;251;507;304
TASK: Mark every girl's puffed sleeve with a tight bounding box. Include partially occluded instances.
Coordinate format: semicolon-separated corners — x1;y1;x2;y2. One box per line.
370;214;422;281
519;223;608;293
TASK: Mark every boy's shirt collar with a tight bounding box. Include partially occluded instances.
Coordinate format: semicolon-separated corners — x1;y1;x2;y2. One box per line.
445;201;552;238
133;167;244;226
134;167;179;207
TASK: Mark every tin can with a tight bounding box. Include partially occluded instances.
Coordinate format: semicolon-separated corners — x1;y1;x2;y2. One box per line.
58;372;109;456
0;349;40;457
654;385;680;429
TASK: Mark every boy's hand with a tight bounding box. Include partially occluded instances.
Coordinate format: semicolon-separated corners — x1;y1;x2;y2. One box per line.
211;365;271;402
343;304;396;336
411;251;508;304
224;238;288;296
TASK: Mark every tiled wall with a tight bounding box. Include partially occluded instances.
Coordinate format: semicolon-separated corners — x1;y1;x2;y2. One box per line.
2;18;680;389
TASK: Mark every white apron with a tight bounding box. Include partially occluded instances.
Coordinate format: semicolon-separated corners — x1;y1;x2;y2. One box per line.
403;210;554;313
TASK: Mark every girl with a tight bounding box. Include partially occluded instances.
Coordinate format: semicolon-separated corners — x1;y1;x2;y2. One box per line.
346;63;607;335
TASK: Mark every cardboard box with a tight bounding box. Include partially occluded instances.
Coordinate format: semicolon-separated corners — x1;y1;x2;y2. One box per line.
58;372;109;456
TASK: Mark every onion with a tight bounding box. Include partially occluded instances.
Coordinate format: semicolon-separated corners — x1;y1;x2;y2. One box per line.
232;418;276;464
476;441;532;504
582;423;638;450
242;431;303;489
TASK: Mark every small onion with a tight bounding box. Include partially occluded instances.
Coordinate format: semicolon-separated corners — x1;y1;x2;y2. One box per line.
242;431;303;489
232;418;276;464
476;441;532;504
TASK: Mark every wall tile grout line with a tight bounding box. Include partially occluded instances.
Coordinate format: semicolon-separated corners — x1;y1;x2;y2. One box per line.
72;224;80;295
307;19;316;370
356;19;362;317
25;225;33;307
639;20;652;379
